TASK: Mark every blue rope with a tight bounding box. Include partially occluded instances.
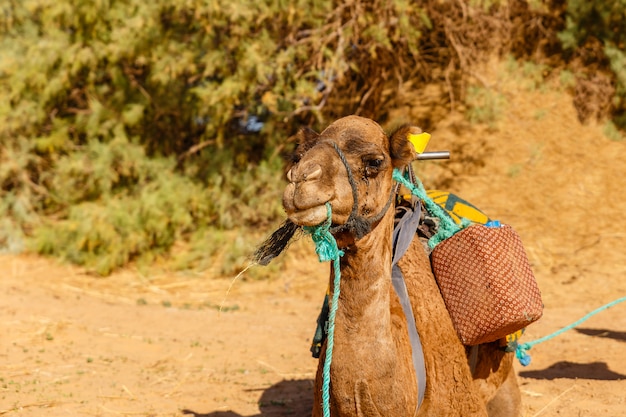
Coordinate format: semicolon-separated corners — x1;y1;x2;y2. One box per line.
304;203;344;417
515;296;626;366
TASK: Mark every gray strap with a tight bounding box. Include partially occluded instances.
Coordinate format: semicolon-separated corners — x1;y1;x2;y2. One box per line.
391;201;427;412
392;201;422;264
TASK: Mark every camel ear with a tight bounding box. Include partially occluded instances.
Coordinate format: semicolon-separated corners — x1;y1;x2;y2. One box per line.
389;125;430;168
298;127;320;144
289;127;320;165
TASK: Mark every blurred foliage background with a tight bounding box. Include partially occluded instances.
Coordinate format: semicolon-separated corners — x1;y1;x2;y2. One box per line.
1;0;624;275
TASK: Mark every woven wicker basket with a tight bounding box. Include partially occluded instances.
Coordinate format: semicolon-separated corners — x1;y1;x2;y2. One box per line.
431;224;543;346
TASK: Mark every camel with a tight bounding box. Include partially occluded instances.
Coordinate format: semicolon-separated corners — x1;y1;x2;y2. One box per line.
280;116;521;416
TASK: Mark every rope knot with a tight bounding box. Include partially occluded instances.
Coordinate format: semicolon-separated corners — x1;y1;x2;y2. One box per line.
515;343;532;367
304;203;345;262
392;169;466;249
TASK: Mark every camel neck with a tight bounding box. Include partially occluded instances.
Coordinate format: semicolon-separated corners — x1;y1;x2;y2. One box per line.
332;213;394;336
324;212;418;416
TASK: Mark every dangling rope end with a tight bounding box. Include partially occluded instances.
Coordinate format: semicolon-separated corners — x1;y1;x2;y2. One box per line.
302;202;343;417
515;343;532;367
513;296;626;367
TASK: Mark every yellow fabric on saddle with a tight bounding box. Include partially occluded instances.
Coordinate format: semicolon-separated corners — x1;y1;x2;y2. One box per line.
426;190;491;225
500;329;525;352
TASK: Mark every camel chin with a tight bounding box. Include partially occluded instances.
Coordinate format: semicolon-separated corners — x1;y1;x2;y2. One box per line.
286;205;329;227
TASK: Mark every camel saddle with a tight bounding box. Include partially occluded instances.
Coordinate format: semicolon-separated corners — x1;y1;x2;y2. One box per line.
311;189;543;352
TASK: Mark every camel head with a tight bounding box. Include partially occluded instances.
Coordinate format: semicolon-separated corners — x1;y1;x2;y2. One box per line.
283;115;424;245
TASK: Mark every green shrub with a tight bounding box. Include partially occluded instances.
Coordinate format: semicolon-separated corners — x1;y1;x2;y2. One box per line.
7;0;620;273
0;0;522;160
558;0;626;129
26;137;285;275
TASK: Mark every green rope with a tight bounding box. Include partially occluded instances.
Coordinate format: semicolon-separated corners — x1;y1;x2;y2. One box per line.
515;296;626;366
392;169;467;248
304;203;344;417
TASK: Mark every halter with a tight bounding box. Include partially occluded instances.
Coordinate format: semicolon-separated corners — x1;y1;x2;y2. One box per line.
327;141;396;240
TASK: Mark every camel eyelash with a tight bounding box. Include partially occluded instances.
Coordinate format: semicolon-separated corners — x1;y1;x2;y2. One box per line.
362;154;386;168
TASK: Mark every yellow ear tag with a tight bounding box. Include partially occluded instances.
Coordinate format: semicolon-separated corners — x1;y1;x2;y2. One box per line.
408;132;431;154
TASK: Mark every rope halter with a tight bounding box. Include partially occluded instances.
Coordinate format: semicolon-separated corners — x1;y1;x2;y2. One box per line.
325;141;396;241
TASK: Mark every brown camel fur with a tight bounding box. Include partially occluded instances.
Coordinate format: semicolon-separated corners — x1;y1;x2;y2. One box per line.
282;116;521;416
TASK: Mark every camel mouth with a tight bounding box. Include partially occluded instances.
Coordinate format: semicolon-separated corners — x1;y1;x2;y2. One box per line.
286;205;329;227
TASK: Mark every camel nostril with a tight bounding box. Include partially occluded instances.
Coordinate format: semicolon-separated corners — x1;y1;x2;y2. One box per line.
305;165;322;181
288;164;323;183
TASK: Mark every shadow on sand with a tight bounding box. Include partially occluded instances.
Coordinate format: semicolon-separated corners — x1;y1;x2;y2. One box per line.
182;379;314;417
519;361;626;381
575;327;626;343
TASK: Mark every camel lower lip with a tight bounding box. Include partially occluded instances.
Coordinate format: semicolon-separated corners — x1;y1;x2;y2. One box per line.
287;205;329;227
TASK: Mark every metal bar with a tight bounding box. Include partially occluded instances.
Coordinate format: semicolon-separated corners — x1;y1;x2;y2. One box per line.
416;151;450;160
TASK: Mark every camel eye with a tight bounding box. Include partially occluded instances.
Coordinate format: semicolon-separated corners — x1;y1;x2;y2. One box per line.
363;156;385;177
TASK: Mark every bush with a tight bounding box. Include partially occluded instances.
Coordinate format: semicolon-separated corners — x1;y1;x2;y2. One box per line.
1;0;518;272
27;137;285;274
0;0;525;159
557;0;626;128
2;0;623;273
